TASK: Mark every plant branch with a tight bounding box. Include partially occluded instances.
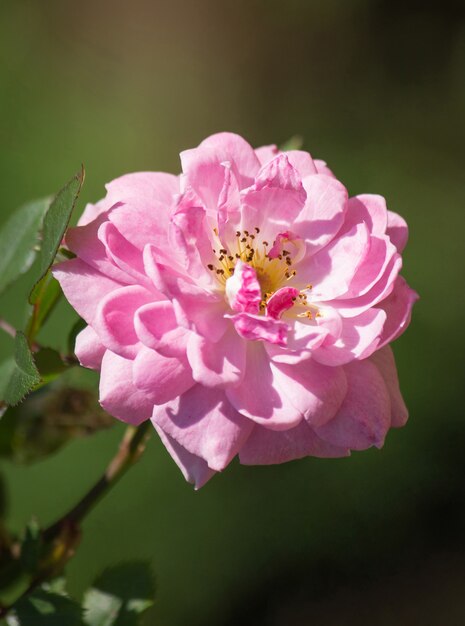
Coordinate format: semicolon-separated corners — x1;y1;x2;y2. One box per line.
45;420;151;535
0;421;151;618
0;316;41;352
0;317;16;339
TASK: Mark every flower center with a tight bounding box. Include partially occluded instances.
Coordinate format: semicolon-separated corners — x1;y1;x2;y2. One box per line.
208;227;296;296
207;227;320;321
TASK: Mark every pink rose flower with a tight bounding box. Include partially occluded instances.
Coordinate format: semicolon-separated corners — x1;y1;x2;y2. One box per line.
53;133;418;488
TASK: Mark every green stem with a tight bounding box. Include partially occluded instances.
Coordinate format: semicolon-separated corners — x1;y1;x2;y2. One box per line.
0;421;151;619
46;420;151;534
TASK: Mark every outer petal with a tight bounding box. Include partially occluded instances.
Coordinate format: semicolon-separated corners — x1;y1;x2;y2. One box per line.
283;150;318;177
93;285;154;359
105;172;179;250
344;195;388;237
52;259;122;325
66;211;132;285
377;276;419;347
78;198;111;227
313;159;336;178
239;421;349;465
133;347;194;405
105;171;179;207
314;359;391;450
97;221;152;288
153;424;216;489
387;210;408;252
370;346;408;427
152;385;254;471
74;326;106;370
99;351;154;425
186;329;246;388
295;174;348;253
343;235;397;299
255;144;279;166
297;223;370;301
181;132;260;193
331;254;402;318
272;358;348;428
109;203;169;253
312;308;387;366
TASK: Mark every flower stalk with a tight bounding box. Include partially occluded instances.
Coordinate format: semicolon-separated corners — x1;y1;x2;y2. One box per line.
0;421;151;618
45;420;151;534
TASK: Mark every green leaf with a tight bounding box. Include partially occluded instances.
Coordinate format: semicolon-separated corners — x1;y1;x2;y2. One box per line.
35;166;84;285
82;590;122;626
0;198;50;296
41;578;67;596
8;587;84;626
26;272;62;342
83;562;155;626
279;134;303;151
3;333;40;407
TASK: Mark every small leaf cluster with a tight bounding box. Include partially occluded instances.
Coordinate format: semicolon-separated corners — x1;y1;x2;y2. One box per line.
0;167;84;410
0;169;136;619
6;562;155;626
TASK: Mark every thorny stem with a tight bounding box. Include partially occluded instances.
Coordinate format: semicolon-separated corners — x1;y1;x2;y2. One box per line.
0;421;151;618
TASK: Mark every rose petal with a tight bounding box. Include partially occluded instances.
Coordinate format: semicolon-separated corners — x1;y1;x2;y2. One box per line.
297;223;370;301
241;154;307;234
153;424;216;489
153;385;253;471
74;326;106;370
226;343;303;430
295;174;348;253
314;359;391;450
387;210;408;252
186;328;246;388
99;351;153;425
239;421;349;465
52;259;122;325
134;300;190;358
370;346;408;427
93;285;154;359
312;308;387;366
377;276;419;347
133;347;194;405
344;195;388;237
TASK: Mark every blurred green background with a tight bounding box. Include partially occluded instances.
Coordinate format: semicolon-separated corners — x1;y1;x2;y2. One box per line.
1;0;465;623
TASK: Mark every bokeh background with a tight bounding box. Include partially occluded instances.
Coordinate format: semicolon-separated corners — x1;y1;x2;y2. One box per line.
1;0;465;623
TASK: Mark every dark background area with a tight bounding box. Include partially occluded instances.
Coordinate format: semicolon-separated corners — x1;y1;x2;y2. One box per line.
1;1;464;624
